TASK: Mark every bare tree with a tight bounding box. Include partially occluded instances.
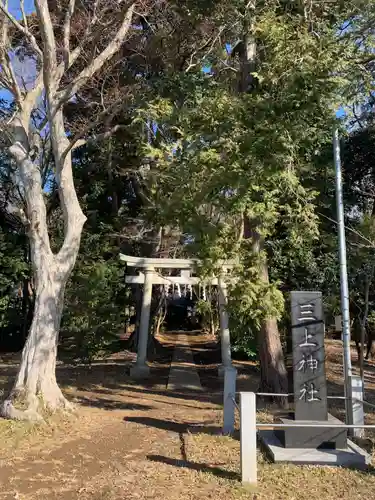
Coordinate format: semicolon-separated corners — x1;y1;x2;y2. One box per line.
0;0;136;421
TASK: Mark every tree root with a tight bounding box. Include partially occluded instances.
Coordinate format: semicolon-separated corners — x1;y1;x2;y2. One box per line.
46;395;76;415
0;391;75;422
0;399;44;422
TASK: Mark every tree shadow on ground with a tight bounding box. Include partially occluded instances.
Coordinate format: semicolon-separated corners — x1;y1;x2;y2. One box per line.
147;454;240;480
75;395;153;411
0;360;222;410
54;364;171;394
90;386;219;410
0;327;257;407
124;415;227;436
116;383;223;404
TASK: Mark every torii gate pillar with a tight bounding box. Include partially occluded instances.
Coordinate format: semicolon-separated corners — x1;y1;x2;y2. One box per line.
130;267;154;379
218;275;235;377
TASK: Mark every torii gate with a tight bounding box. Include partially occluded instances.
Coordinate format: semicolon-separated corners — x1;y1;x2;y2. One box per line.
120;254;236;379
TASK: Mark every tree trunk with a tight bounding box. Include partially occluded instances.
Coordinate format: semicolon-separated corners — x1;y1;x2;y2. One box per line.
244;215;288;396
154;286;167;337
259;317;288;394
258;259;288;396
1;262;74;421
1;138;85;421
359;324;365;382
21;278;34;345
0;0;134;421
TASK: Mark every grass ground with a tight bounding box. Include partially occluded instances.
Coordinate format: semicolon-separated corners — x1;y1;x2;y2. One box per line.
0;334;375;499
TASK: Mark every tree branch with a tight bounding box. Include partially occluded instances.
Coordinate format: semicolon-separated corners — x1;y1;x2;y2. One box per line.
185;27;225;73
34;0;57;80
60;96;127;159
21;71;44;125
352;103;364;129
63;0;76;68
319;212;375;248
20;0;28;29
0;2;42;57
71;124;126;151
0;5;22;105
3;51;22;103
60;0;101;73
55;3;135;108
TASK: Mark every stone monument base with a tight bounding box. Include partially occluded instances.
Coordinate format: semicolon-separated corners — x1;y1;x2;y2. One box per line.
259;430;370;469
274;413;347;449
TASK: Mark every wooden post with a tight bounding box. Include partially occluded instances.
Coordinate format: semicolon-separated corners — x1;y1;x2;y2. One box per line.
223;366;237;434
352;375;365;438
240;392;257;486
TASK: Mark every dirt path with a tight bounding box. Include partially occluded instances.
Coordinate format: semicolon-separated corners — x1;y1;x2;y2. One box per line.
0;332;229;500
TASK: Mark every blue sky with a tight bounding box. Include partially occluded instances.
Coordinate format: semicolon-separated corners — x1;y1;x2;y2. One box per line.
8;0;35;17
0;1;35;100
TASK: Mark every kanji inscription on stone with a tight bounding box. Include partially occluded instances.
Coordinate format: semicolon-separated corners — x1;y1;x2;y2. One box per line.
291;291;327;421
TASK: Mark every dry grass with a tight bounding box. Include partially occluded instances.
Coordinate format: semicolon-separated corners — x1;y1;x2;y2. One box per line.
185;430;375;500
0;336;375;499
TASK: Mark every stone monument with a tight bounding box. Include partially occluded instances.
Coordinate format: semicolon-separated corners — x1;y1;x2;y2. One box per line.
259;291;370;468
276;291;346;449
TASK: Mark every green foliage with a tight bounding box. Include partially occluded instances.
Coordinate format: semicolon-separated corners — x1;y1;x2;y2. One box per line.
62;253;128;364
137;5;356;338
195;294;219;334
0;229;29;334
54;139;142;362
231;333;257;360
194;298;212;319
229;260;285;326
130;1;375;360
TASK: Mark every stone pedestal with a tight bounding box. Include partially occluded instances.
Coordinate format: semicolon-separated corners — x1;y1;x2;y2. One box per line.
275;413;347;449
259;430;370;469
